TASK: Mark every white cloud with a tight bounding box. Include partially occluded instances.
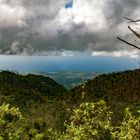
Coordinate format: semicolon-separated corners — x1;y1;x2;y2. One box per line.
0;0;140;55
0;3;25;28
35;50;74;56
38;0;109;39
57;0;108;32
92;50;140;58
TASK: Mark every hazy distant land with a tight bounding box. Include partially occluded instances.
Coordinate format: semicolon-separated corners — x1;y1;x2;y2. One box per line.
31;71;101;89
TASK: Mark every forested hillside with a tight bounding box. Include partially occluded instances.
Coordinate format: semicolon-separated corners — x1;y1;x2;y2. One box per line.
0;71;70;131
0;69;140;139
72;69;140;104
70;69;140;124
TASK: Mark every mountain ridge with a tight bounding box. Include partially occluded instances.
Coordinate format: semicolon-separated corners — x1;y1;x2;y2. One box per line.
1;69;140;131
71;69;140;105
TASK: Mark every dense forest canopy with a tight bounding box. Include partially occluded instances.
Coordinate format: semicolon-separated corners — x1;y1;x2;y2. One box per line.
0;69;140;139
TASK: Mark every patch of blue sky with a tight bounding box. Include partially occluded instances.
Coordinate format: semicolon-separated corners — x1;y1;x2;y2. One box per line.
65;0;73;9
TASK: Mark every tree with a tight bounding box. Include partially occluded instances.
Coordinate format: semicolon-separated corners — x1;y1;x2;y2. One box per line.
117;17;140;50
56;100;140;140
1;101;140;140
0;103;47;140
0;104;24;140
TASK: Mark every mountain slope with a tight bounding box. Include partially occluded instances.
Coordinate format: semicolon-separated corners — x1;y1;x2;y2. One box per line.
1;69;140;131
0;71;69;130
72;69;140;104
0;71;67;103
70;69;140;124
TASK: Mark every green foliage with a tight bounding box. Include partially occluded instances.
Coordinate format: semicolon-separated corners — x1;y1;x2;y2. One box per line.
72;69;140;125
0;71;69;131
0;103;24;140
56;100;140;140
1;99;140;140
58;100;113;140
73;69;140;104
0;104;58;140
113;108;140;140
1;70;140;139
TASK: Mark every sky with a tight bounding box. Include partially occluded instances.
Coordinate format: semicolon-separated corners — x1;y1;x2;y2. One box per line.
0;55;139;73
0;0;140;72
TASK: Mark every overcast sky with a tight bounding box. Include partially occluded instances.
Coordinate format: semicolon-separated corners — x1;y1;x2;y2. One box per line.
0;0;140;57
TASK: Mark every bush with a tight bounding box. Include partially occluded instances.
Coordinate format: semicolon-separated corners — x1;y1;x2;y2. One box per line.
0;103;24;140
57;100;140;140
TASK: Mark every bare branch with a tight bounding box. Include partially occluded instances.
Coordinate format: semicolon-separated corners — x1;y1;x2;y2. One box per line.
124;17;140;23
117;17;140;51
128;26;140;39
117;37;140;50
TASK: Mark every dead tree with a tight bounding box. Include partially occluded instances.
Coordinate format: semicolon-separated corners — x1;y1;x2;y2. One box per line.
117;17;140;50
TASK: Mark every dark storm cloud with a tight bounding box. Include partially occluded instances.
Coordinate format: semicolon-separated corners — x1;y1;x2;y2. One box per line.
0;0;140;55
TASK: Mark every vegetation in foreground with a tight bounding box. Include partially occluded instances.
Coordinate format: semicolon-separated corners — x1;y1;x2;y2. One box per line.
0;100;140;140
0;69;140;139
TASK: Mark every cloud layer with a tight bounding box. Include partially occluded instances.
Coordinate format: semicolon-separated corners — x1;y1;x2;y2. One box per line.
0;0;140;56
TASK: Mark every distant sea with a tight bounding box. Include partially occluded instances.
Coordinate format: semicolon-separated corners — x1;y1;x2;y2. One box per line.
0;55;138;73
